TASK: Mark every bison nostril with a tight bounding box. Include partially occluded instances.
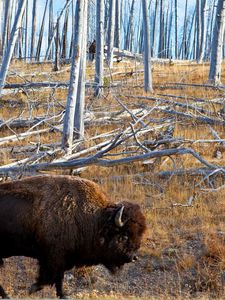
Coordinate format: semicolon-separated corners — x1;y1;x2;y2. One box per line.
132;255;138;262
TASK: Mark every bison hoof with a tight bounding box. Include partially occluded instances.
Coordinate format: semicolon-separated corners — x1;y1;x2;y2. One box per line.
29;283;43;294
59;294;69;299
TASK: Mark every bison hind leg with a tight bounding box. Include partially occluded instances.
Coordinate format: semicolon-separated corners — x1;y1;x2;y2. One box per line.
29;261;67;299
28;282;44;295
0;258;9;299
0;285;10;299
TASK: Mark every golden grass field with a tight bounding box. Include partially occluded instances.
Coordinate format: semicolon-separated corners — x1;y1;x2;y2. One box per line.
0;58;225;299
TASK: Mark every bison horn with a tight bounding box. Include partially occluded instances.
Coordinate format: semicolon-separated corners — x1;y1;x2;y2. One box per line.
115;206;125;227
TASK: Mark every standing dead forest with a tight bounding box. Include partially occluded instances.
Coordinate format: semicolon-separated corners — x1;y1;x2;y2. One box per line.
0;0;225;299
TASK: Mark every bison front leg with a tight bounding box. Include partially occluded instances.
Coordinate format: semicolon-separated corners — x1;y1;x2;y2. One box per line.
55;272;68;299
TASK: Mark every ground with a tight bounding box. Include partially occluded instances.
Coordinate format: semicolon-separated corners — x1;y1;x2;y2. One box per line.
0;58;225;299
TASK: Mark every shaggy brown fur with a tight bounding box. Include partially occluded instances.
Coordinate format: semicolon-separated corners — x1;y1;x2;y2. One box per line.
0;175;146;298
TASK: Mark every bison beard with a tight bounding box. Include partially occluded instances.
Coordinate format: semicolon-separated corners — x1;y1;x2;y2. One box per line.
0;175;146;298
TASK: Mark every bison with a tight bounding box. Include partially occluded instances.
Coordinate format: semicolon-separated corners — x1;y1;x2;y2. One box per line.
0;175;146;298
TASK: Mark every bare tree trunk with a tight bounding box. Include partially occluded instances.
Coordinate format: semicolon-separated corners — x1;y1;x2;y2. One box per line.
0;0;26;95
152;0;158;57
199;0;207;61
45;0;72;60
30;0;37;61
69;0;75;59
158;0;165;58
196;0;201;60
74;0;88;139
164;2;169;58
115;0;121;49
107;0;116;68
94;0;105;97
24;0;28;60
197;0;207;62
48;0;54;60
104;0;109;43
205;0;216;60
1;0;12;56
62;0;85;154
125;0;135;51
142;0;153;92
167;0;173;58
61;1;69;59
179;0;188;59
174;0;178;58
36;0;49;61
53;20;60;71
187;7;196;59
208;0;225;84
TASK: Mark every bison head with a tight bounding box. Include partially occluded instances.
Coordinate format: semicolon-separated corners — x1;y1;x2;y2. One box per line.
99;201;146;273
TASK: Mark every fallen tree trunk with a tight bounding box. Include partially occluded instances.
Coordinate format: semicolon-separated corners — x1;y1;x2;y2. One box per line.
0;147;221;175
124;94;214;116
0;126;62;146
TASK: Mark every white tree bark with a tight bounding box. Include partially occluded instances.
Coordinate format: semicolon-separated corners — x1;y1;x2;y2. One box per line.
115;0;121;49
1;0;11;56
62;0;85;153
199;0;207;62
74;0;88;139
35;0;49;61
30;0;37;61
94;0;105;97
142;0;153;92
174;0;178;58
107;0;116;68
44;0;73;60
208;0;225;84
0;0;26;96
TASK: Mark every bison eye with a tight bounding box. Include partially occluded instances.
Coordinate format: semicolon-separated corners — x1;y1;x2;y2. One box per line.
118;235;129;243
123;235;129;241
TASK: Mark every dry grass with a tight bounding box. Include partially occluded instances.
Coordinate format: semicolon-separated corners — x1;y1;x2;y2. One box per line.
0;58;225;299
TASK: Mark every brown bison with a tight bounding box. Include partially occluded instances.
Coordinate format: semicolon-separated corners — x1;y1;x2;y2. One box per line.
0;175;146;298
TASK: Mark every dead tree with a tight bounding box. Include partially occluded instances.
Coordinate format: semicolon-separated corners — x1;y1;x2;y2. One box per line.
1;0;12;56
125;0;135;52
45;0;72;60
142;0;153;92
94;0;105;97
0;0;27;95
48;0;54;60
61;1;70;59
158;0;165;58
174;0;178;58
208;0;225;84
36;0;49;61
30;0;37;61
107;0;116;68
114;0;121;49
62;0;85;154
74;0;88;139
